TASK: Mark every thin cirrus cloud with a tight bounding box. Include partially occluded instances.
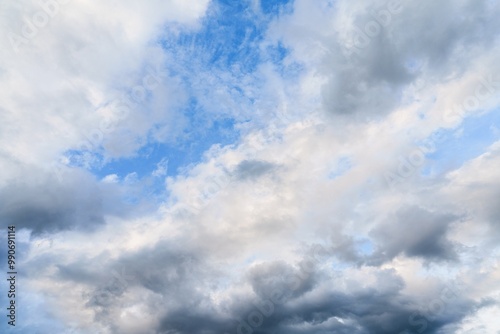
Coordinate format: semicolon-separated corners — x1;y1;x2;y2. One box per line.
0;0;500;333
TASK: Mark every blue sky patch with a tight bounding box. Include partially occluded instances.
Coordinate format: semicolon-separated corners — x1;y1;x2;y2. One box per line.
422;109;500;176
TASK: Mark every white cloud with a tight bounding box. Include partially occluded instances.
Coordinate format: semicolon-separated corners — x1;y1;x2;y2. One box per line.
0;0;210;171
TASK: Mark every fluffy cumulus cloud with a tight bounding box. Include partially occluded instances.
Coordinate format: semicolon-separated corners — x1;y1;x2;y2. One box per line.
1;0;500;333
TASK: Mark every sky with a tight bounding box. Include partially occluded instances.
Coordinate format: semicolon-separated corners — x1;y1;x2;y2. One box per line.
1;0;500;333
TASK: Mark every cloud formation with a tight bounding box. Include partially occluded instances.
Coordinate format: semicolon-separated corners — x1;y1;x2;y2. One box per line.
1;0;500;333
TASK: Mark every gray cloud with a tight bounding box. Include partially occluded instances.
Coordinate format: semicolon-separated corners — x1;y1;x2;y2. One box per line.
0;166;141;236
154;263;479;334
60;241;220;332
320;0;500;119
234;159;277;180
0;169;105;235
368;206;459;264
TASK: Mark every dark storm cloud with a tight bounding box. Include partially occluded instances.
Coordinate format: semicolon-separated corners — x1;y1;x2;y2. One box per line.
234;160;277;180
261;275;475;334
109;242;204;296
260;289;475;334
26;186;479;334
68;240;224;332
154;261;478;334
50;235;479;334
155;259;319;334
0;166;134;235
368;206;459;264
302;206;458;268
0;169;105;235
158;310;232;334
247;260;318;302
322;0;500;118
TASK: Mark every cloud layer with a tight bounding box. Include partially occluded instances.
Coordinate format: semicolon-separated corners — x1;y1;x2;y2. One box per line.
1;0;500;333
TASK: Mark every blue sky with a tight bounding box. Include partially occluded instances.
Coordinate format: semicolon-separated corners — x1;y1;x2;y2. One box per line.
1;0;500;333
424;109;500;175
68;0;302;196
